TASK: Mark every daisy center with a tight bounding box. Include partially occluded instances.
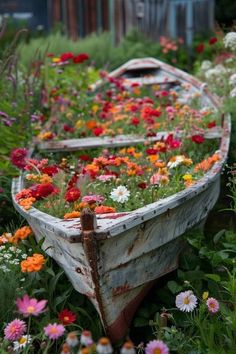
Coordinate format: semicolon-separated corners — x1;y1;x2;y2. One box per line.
27;306;35;313
183;296;190;305
19;337;27;344
118;191;124;196
153;349;161;354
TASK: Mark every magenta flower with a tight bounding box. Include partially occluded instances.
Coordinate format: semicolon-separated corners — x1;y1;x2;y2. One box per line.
16;294;47;317
206;297;220;313
145;340;169;354
4;319;27;341
44;323;65;340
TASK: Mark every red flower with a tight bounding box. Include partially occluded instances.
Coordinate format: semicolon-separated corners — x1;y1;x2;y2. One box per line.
63;124;75;133
30;183;59;199
165;134;181;149
146;148;158;155
73;53;89;64
131;117;140;126
60;52;74;62
58;309;76;325
195;44;205;53
79;154;91;162
65;188;81;202
11;148;28;169
93;127;104;136
209;37;217;45
191;135;205;144
41;165;59;176
138;182;147;189
207;120;216;129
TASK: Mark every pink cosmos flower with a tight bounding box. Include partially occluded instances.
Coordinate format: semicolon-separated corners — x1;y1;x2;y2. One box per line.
44;323;65;340
82;195;105;203
206;297;220;313
4;319;27;341
145;339;169;354
16;294;47;317
96;175;116;182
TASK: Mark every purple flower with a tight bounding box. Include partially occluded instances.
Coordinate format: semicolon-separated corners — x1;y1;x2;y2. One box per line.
4;319;27;341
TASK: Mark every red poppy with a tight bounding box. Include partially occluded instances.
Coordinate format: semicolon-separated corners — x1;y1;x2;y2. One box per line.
11;148;28;169
79;154;91;162
207;120;216;129
60;52;74;62
209;37;217;45
65;188;81;202
73;53;89;64
195;44;205;53
58;309;76;325
191;135;205;144
93;127;104;136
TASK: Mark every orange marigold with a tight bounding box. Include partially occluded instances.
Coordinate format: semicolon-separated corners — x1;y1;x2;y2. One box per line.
64;211;81;219
21;253;45;272
18;197;36;210
13;226;32;243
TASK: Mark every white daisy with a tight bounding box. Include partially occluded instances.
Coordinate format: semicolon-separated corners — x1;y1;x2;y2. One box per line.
200;60;212;72
97;338;113;354
13;335;31;352
167;155;184;169
229;73;236;87
175;290;198;312
110;186;130;203
230;87;236;97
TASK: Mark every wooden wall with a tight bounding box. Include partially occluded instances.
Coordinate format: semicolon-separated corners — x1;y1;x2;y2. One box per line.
51;0;215;45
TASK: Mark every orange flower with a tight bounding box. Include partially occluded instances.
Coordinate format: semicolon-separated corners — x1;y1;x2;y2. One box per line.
18;197;36;210
64;211;80;219
194;153;220;173
21;253;46;272
13;226;32;243
95;205;116;214
86;120;97;130
38;131;54;140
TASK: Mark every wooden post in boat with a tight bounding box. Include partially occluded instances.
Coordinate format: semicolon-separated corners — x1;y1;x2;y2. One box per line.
80;209;109;333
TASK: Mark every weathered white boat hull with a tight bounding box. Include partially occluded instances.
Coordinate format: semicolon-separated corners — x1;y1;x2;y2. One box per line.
12;174;221;341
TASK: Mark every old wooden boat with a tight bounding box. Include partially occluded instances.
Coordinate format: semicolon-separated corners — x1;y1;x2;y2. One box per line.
12;58;231;342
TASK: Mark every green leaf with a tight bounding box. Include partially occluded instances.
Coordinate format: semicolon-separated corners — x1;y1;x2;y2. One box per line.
205;274;221;282
213;229;226;244
167;281;182;294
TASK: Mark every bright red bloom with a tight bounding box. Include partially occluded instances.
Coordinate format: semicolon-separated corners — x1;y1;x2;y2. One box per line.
30;183;59;199
195;43;205;53
207;120;216;129
131;117;140;126
65;188;81;202
165;134;181;149
60;52;74;62
41;165;59;176
146;148;158;155
11;148;28;169
209;37;217;45
73;53;89;64
191;135;205;144
79;154;91;162
93;127;104;136
58;309;76;325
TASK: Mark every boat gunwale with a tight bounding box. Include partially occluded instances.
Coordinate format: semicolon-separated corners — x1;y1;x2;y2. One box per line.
11;58;231;241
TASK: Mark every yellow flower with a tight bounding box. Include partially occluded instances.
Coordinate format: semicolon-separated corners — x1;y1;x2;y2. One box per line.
92;104;99;114
52;57;60;63
202;291;209;300
182;174;193;181
75;120;84;129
